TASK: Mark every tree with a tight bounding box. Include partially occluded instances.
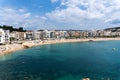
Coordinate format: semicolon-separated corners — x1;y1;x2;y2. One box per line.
19;27;23;32
0;25;26;32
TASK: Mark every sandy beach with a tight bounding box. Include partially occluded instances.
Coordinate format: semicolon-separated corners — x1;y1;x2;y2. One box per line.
0;44;24;55
0;37;120;55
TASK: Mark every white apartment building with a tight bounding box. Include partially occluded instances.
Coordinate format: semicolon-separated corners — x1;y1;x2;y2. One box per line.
0;29;10;44
43;30;56;39
33;31;43;40
10;31;19;40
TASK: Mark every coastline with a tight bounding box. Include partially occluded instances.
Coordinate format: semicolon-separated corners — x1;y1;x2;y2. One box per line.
1;37;120;55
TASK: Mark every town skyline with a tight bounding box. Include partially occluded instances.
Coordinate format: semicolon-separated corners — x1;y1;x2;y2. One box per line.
1;25;120;31
0;0;120;30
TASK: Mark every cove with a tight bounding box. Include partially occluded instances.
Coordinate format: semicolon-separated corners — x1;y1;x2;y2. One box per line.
0;41;120;80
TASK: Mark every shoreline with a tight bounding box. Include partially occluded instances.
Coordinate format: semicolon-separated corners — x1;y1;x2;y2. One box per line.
1;37;120;55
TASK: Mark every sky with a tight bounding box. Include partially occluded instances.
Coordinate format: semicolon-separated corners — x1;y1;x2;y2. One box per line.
0;0;120;30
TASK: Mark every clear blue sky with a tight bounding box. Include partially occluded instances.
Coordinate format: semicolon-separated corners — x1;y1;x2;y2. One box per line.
0;0;120;30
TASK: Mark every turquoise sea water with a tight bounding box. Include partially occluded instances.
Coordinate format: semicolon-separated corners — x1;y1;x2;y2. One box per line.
0;41;120;80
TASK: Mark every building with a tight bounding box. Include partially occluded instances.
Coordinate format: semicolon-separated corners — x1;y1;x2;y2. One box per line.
104;31;111;37
88;30;97;37
79;31;89;38
10;31;19;41
0;29;10;44
59;31;69;38
26;30;34;40
96;30;105;37
4;30;10;43
43;30;56;39
33;31;43;40
18;32;26;40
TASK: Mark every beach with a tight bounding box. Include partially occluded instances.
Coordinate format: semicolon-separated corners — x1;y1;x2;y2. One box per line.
0;44;24;54
1;37;120;55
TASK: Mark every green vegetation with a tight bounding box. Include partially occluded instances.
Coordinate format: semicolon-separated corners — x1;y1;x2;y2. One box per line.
10;37;16;41
0;25;26;32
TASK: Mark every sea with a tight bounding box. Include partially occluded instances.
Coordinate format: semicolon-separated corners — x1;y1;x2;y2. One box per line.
0;40;120;80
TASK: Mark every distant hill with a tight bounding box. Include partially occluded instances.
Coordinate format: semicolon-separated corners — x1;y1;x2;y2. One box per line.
0;25;26;32
104;27;120;32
